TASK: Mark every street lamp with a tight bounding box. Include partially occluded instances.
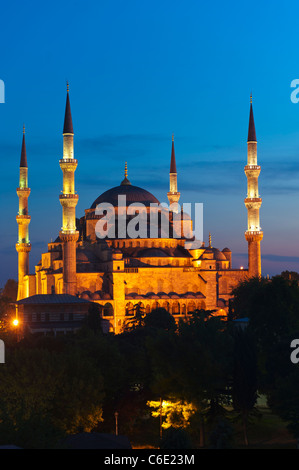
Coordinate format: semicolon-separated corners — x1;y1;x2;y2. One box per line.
114;412;119;436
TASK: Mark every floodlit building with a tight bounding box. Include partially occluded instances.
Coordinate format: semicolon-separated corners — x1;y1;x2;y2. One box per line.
15;87;262;334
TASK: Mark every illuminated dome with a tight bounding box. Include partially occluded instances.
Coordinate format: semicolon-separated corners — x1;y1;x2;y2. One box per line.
91;163;160;209
90;183;160;209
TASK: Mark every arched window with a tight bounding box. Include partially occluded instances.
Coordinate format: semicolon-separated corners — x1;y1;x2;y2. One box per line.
197;300;206;311
103;302;114;317
172;301;180;315
146;304;151;314
187;301;196;314
162;301;170;312
126;302;134;316
152;301;160;311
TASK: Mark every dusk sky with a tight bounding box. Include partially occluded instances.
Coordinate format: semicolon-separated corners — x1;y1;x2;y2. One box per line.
1;0;299;286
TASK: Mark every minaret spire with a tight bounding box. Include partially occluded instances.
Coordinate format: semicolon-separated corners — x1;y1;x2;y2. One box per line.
244;95;263;277
16;126;31;300
167;134;180;212
170;134;177;173
247;94;257;142
63;81;74;135
121;161;131;185
59;84;79;295
20;124;28;169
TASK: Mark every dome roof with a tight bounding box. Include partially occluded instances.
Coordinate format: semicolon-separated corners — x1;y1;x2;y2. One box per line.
200;247;227;261
91;184;160;209
137;247;169;258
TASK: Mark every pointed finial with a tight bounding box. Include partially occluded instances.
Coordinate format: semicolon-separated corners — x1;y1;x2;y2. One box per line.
63;82;74;134
170;134;177;173
121;161;131;185
67;81;69;93
247;94;257;142
209;232;212;248
20;126;28;168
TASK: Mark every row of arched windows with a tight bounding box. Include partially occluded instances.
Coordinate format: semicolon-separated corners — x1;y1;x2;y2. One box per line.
102;300;206;318
125;300;205;316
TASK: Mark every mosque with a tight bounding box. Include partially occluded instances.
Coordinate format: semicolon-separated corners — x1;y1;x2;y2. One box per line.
15;87;263;334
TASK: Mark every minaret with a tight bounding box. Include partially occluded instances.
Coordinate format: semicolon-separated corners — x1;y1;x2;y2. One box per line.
167;134;180;212
16;126;31;300
244;95;263;277
59;83;79;295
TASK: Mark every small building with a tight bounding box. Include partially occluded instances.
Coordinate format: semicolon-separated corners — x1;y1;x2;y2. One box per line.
15;294;109;336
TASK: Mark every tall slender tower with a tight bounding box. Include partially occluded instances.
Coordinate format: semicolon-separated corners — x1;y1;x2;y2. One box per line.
167;134;180;212
244;95;263;277
16;126;31;300
59;83;79;295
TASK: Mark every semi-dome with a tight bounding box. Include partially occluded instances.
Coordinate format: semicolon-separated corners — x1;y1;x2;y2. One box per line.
90;183;160;209
199;247;227;261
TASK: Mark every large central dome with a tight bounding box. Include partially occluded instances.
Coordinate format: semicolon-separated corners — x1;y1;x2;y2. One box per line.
90;183;160;209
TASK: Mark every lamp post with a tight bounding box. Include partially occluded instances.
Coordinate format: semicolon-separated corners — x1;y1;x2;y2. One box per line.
12;318;20;342
159;397;163;439
114;411;119;436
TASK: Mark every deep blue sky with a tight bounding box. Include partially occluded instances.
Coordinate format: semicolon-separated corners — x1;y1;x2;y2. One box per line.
1;0;299;287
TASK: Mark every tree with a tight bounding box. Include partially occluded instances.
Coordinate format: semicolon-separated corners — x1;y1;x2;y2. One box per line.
144;307;176;331
160;427;193;449
0;347;105;435
2;279;18;301
231;276;299;444
123;303;146;331
231;327;258;446
0;279;18;332
209;418;234;449
85;303;103;334
280;271;299;282
147;312;233;447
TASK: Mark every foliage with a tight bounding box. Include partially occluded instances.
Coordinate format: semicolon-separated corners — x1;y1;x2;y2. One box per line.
208;417;234;449
0;346;105;436
84;303;103;334
2;279;18;301
123;303;146;331
231;327;258;445
160;426;193;449
144;308;177;331
231;275;299;440
0;279;18;332
0;408;67;449
147;399;197;429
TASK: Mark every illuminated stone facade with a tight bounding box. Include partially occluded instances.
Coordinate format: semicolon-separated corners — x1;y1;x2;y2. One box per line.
16;90;262;334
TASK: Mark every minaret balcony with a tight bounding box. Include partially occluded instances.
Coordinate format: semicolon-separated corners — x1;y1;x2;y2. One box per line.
59;193;79;208
244;165;261;171
245;230;264;242
244;197;262;203
16;214;31;224
16;242;31;253
244;165;261;177
59;158;78;164
244;198;262;210
59;159;78;171
59;193;79;199
17;187;31;197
